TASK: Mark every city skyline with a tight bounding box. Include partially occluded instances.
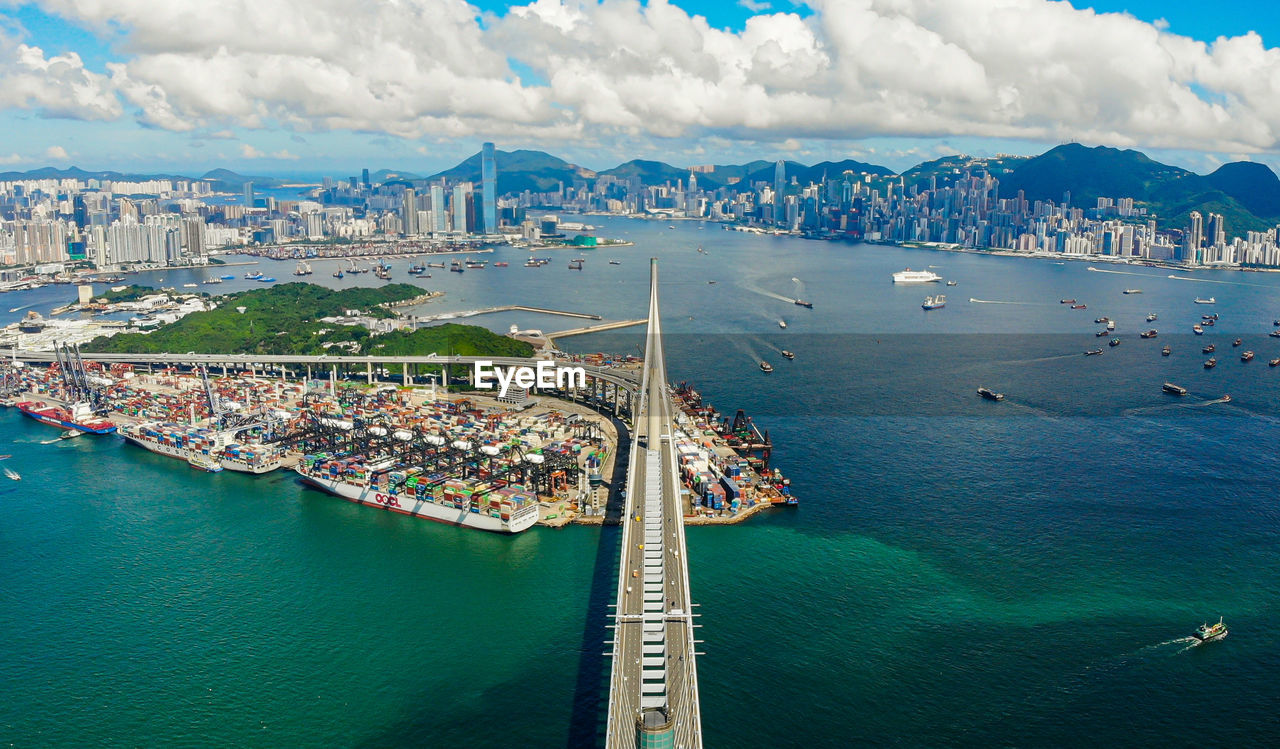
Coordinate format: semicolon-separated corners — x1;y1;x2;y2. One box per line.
2;1;1280;175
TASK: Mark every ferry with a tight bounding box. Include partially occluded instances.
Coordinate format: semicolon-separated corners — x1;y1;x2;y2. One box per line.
781;350;795;360
1109;338;1121;347
1242;351;1255;362
1193;325;1204;335
245;271;263;280
1162;345;1172;356
1203;344;1216;354
1194;297;1216;304
16;401;116;434
922;294;946;310
295;462;539;534
794;300;813;308
1205;357;1217;369
1192;617;1227;643
1140;330;1157;339
188;454;224;473
1084;349;1103;356
1147;313;1158;322
977;387;1004;401
1123;288;1142;294
759;361;773;373
892;268;943;284
1162;383;1187;395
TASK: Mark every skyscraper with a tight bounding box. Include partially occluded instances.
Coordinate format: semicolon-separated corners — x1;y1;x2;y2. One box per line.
773;160;786;225
361;168;370;188
481;142;497;233
1189;210;1203;249
431;184;447;233
402;188;418;235
453;183;469;234
243;181;255;208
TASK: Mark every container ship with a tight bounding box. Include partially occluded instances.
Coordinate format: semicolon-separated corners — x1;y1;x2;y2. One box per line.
17;401;117;434
295;456;539;533
118;422;285;473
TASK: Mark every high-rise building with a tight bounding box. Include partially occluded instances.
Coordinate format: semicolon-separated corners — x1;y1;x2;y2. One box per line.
481;142;497;233
402;188;418;235
773;160;786;225
1189;210;1204;249
243;181;255;208
453;183;469;234
431;184;447;233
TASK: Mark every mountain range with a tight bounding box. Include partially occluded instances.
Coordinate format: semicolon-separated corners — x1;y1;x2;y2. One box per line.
6;144;1280;237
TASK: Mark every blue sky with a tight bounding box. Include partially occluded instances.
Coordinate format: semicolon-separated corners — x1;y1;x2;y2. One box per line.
2;0;1279;178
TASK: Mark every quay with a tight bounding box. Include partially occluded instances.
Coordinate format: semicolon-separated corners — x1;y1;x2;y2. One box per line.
411;304;605;322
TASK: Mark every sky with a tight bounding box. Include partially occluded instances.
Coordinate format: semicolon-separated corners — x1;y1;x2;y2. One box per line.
1;0;1280;178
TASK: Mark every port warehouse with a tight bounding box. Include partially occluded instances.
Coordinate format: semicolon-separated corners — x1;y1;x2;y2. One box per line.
0;349;796;523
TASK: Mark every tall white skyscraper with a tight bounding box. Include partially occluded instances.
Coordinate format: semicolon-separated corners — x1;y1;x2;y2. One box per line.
431;184;447;233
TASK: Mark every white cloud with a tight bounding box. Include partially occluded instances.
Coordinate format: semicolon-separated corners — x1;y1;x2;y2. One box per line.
738;0;772;11
45;145;69;160
239;143;264;158
0;152;23;164
271;149;299;160
10;0;1280;159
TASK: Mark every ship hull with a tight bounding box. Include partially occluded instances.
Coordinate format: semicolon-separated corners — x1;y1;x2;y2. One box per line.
122;432;282;474
17;406;116;434
297;473;539;534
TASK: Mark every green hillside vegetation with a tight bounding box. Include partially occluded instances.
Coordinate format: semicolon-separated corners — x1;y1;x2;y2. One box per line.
599;159;722;189
429;149;590;195
363;324;533;357
82;282;442;355
90;285;199;304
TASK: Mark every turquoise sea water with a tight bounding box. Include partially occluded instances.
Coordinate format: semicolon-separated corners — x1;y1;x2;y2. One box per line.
4;220;1280;745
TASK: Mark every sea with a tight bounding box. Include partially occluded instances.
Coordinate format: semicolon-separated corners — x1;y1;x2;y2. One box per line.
3;218;1280;746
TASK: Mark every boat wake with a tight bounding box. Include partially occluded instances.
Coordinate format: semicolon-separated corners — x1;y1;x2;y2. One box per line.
1166;274;1268;288
746;285;798;305
39;437;61;445
8;303;36;313
1086;266;1155;277
968;298;1045;305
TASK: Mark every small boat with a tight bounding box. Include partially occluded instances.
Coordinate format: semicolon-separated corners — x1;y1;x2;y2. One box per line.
1241;351;1255;362
1096;330;1109;337
778;321;787;329
1269;331;1280;339
1060;299;1076;304
408;265;426;274
1274;319;1280;327
333;271;344;279
0;455;10;460
1202;319;1215;326
1203;344;1216;354
493;262;509;267
1095;317;1110;324
257;277;276;283
202;277;223;285
708;280;717;285
1123;288;1142;294
220;275;235;280
182;283;198;288
427;262;446;268
1221;395;1232;403
1140;330;1157;339
294;261;312;276
1147;313;1158;322
1201;314;1216;320
1192;617;1227;643
1270;357;1280;367
794;300;813;308
1084;349;1103;356
1233;338;1243;347
188;454;224;473
1193;325;1204;335
781;350;795;360
1162;383;1187;395
245;271;263;280
977;387;1004;401
1106;320;1116;331
922;295;946;310
1071;304;1087;309
3;467;19;481
1162;345;1172;356
59;429;83;440
1205;357;1218;369
609;260;622;265
1109;338;1121;347
759;361;773;373
1194;297;1216;304
946;280;957;286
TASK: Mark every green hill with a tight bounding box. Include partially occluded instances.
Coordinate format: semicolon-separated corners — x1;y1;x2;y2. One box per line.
599;159;722;189
428;149;589;194
1205;161;1280;218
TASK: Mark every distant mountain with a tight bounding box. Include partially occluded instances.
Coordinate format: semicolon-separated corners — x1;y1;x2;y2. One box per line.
370;168;423;184
0;166;196;184
1205;161;1280;219
199;168;281;191
899;154;1029;190
599;159;722;189
742;159;892;188
428;149;590;195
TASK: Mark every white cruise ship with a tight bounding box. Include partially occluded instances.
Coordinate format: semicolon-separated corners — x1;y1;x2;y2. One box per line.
892;268;944;284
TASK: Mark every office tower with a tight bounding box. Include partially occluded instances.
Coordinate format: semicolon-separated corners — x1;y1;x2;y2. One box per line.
402;188;418;235
431;184;447;233
773;160;786;225
361;168;370;188
453;183;469;234
243;181;255;208
481;142;497;233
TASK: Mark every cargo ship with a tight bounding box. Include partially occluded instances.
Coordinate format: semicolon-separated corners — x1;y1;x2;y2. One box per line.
977;387;1004;401
295;457;539;533
922;294;946;310
1162;383;1187;395
16;401;116;434
118;422;285;473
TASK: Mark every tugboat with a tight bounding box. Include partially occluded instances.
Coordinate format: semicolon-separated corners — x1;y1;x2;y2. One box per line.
794;299;813;308
977;387;1005;401
1140;329;1158;339
1109;338;1121;347
188;454;224;473
1242;350;1255;362
781;350;795;360
759;361;774;373
1162;345;1172;356
922;294;946;310
1205;357;1218;369
1162;383;1188;395
1084;349;1103;356
1192;617;1228;643
1202;344;1216;354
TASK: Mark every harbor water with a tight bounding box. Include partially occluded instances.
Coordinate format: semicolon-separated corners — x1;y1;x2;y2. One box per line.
4;219;1280;745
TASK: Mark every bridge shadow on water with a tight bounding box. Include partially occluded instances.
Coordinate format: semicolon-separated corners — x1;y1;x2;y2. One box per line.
565;414;629;748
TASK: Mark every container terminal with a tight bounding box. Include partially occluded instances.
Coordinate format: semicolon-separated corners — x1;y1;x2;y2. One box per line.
0;351;798;530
